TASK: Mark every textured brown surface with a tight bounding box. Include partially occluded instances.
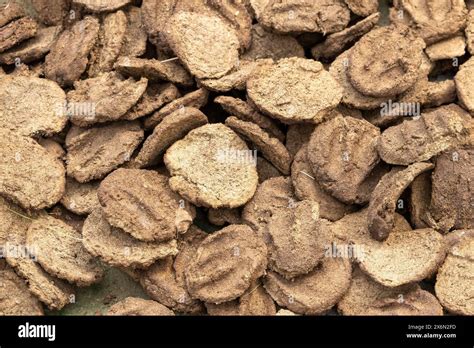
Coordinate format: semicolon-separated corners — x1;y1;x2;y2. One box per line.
264;257;352;315
285;123;314;157
455;56;474;113
344;0;379;17
114;56;193;87
378;104;472;165
163;11;240;79
0;2;25;28
0;25;61;65
0;75;67;137
140;226;206;313
329;48;387;110
107;297;174;316
73;0;131;13
291;145;354;221
331;209;412;254
134;107;208;168
348;25;426;97
409;172;431;229
206;280;276;315
45;16;100;87
122;83;180;121
399;78;456;108
0;129;65;210
367;162;434;241
0;16;38;53
49;205;85;233
0;0;472;318
65;121;144;183
225;116;291;175
120;6;147;57
88;11;127;77
31;0;70;26
426;35;466;61
98;169;195;242
338;267;442;316
208;208;241;226
140;257;203;314
215;0;253;47
242;176;296;236
7;255;74;310
312;13;380;60
185;224;267;304
67;72;147;126
390;0;467;44
140;0;176;52
0;197;74;311
259;0;350;34
199;59;272;93
61;178;100;215
429;147;474;231
256;157;281;183
144;88;209;130
0;266;44;315
265;200;329;279
307;114;381;204
467;10;474;54
26;215;103;286
359;229;446;287
82;209;178;269
247;57;342;123
242;24;304;61
215;95;284;142
164;124;258;209
435;236;474;315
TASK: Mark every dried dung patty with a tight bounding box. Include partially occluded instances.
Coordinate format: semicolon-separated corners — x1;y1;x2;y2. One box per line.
0;75;67;137
429;146;474;231
347;25;426;97
185;224;267;304
97;168;195;242
140;226;206;314
0;129;65;210
67;72;148;126
338;267;443;316
65;121;144;183
0;266;44;315
390;0;467;44
134;107;208;168
265;200;330;279
359;229;446;287
45;16;100;87
61;178;100;216
205;280;276;316
377;104;472;166
367;162;435;241
82;209;178;269
247;57;343;124
242;176;296;236
73;0;131;13
307;114;381;204
258;0;350;34
0;197;74;310
164;124;258;209
291;145;355;221
263;256;352;315
435;236;474;315
107;297;174;316
163;11;240;80
225;116;291;175
26;215;104;287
